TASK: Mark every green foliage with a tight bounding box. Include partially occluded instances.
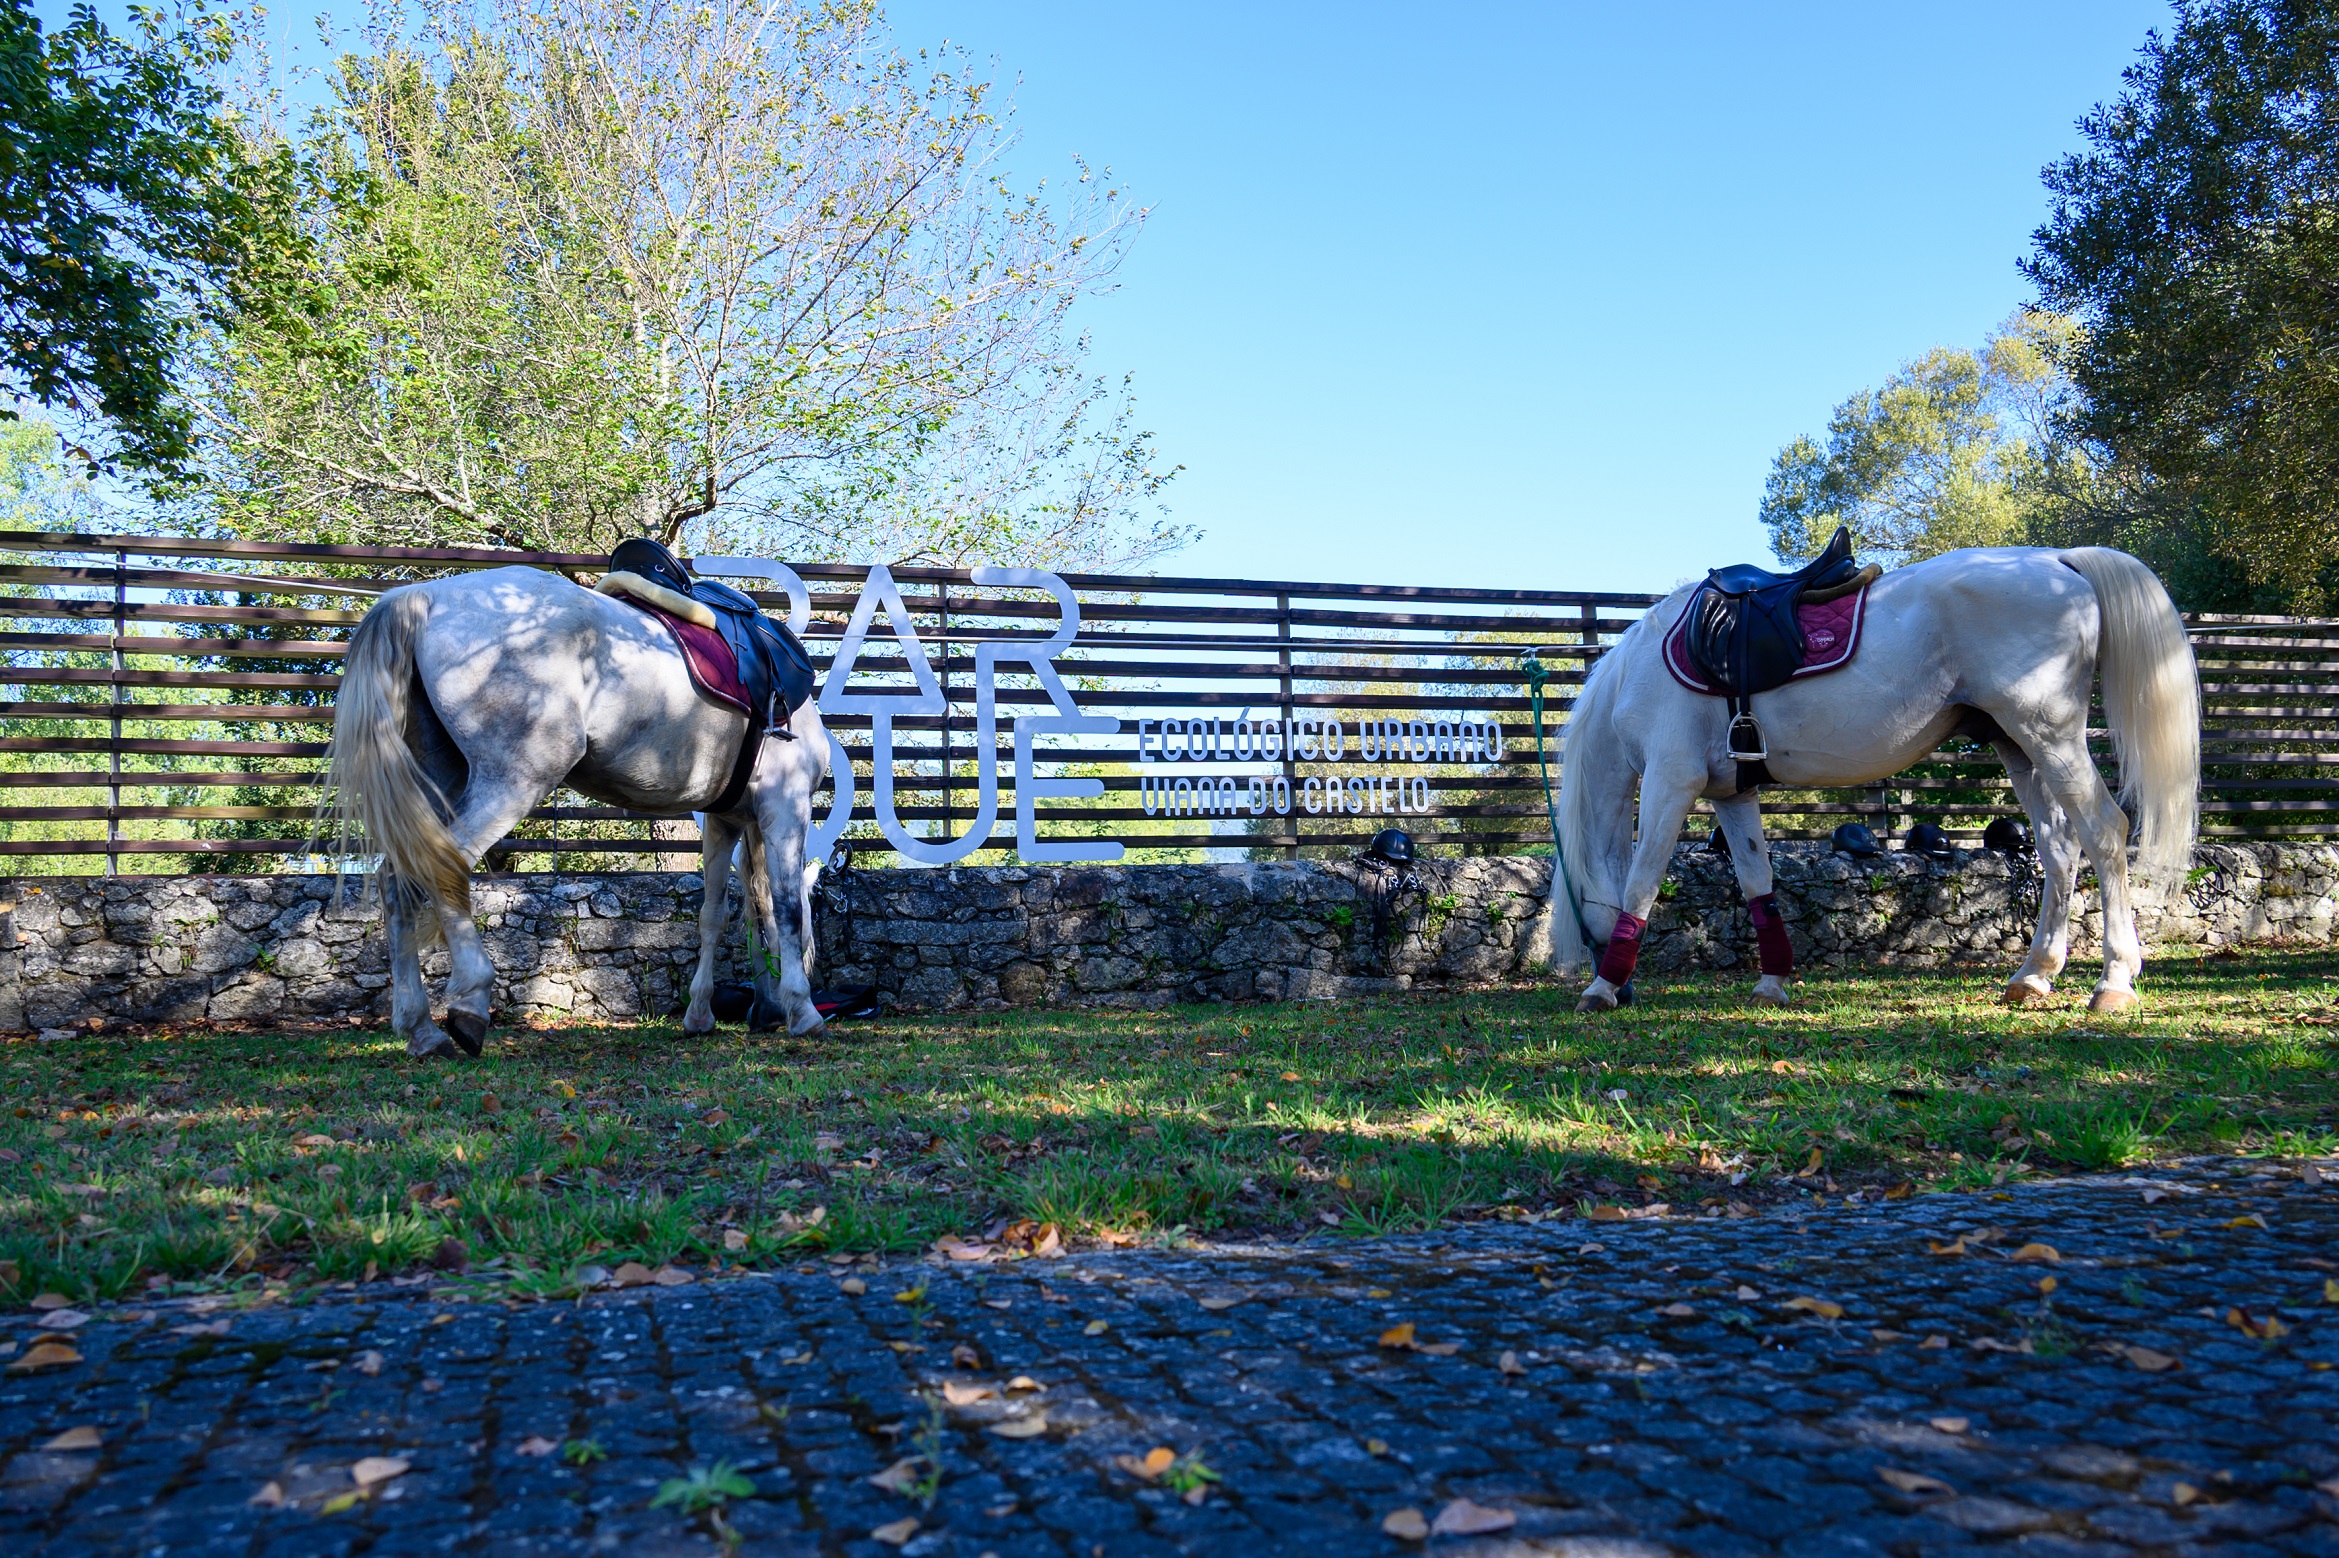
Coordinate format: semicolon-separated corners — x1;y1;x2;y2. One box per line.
0;0;302;474
561;1438;607;1467
2027;0;2339;610
651;1462;755;1515
203;0;1185;568
1758;312;2079;565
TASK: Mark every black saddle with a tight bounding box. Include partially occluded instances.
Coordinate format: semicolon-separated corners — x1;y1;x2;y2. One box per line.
607;537;817;813
1681;525;1872;781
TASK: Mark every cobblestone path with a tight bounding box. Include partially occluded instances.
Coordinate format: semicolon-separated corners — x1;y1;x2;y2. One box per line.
4;1160;2335;1557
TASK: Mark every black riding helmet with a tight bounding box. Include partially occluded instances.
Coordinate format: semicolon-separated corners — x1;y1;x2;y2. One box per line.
1362;828;1415;866
1831;822;1882;858
1907;822;1954;860
1983;817;2034;855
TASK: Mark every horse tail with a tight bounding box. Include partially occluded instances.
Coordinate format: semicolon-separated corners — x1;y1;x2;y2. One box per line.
2058;546;2200;901
319;584;470;930
1548;613;1640;978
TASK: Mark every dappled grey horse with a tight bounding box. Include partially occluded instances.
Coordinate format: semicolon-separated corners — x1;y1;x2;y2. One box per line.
322;567;831;1057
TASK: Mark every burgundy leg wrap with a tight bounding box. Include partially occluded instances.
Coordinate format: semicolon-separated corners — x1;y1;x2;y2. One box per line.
1747;892;1793;976
1597;913;1647;986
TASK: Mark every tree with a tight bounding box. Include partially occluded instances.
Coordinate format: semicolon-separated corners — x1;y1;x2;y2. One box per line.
1757;312;2080;565
0;0;299;475
2027;0;2339;610
201;0;1187;567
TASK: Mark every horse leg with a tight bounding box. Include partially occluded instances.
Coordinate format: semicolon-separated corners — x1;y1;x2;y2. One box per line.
1711;791;1792;1007
1994;741;2082;1005
432;774;544;1054
685;813;742;1035
734;824;790;1032
384;874;459;1059
1577;772;1699;1014
2024;729;2146;1012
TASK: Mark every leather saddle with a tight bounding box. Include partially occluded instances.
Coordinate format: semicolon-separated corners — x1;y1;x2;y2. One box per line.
602;537;817;812
1682;525;1879;773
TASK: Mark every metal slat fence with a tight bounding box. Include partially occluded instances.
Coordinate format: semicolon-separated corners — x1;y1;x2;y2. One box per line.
0;531;2329;874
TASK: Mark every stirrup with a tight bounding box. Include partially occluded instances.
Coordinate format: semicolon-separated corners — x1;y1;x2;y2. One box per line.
1726;714;1768;762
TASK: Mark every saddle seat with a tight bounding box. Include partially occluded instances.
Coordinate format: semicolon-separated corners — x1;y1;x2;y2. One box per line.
596;537;817;814
1675;525;1882;776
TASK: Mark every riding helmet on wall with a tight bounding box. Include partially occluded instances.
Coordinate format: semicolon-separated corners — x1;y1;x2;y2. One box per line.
1830;822;1882;858
1907;822;1954;860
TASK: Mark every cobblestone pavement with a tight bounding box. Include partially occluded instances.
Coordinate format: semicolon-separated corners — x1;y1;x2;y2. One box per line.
4;1160;2336;1558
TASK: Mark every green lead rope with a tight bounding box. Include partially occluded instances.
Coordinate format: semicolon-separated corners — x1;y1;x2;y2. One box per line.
1520;647;1598;959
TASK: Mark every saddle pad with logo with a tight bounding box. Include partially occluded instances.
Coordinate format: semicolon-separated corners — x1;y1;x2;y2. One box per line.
1663;585;1869;696
625;598;755;717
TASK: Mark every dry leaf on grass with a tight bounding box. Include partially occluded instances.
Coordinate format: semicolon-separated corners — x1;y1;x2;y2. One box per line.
1114;1447;1176;1482
1499;1351;1527;1376
7;1343;81;1373
871;1516;920;1546
611;1262;655;1289
988;1413;1048;1439
1381;1507;1430;1540
516;1437;558;1457
41;1427;100;1451
1781;1296;1844;1319
723;1230;749;1252
1878;1467;1952;1496
650;1266;693;1287
27;1293;70;1311
1430;1497;1516;1536
351;1457;409;1488
40;1310;89;1331
941;1380;996;1406
2009;1242;2061;1263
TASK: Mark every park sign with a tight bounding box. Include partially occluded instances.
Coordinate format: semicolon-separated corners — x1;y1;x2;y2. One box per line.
695;558;1512;867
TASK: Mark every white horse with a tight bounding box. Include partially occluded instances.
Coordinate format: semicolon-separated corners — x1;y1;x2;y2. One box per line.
1548;546;2199;1014
321;566;831;1058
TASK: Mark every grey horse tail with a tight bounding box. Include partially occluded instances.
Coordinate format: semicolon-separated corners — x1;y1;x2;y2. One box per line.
319;585;471;932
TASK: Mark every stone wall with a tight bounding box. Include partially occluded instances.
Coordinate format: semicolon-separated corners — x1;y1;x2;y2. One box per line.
1;841;2331;1030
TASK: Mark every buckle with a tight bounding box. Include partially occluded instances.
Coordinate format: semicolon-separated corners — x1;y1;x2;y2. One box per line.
1726;714;1767;762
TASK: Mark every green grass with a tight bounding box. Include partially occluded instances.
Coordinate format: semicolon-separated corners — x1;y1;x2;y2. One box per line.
4;947;2335;1303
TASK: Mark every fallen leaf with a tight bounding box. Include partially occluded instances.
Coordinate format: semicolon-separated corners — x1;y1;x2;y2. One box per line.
1920;1335;1950;1350
351;1457;409;1488
1082;1319;1109;1336
885;1341;916;1354
1366;1439;1388;1455
1930;1416;1970;1434
1198;1295;1241;1311
1498;1350;1527;1376
2172;1482;2200;1506
1781;1296;1845;1320
988;1413;1048;1439
2226;1306;2289;1340
2037;1275;2059;1294
2325;1279;2339;1304
1927;1237;1969;1256
7;1343;81;1372
28;1293;70;1311
1381;1508;1430;1541
1734;1284;1761;1300
840;1278;867;1296
320;1490;364;1516
951;1342;981;1369
611;1261;654;1289
1417;1341;1460;1356
1280;1071;1301;1081
41;1426;100;1451
1430;1497;1517;1536
941;1381;996;1406
871;1516;920;1546
1378;1322;1418;1350
1878;1467;1953;1496
297;1133;336;1148
723;1229;749;1252
353;1350;383;1376
1656;1302;1696;1318
1586;1205;1629;1222
1114;1447;1176;1482
650;1266;694;1287
39;1310;89;1331
703;1109;729;1126
516;1437;558;1457
171;1320;231;1339
249;1481;284;1508
1182;1484;1210;1505
2140;1186;2168;1203
2009;1243;2060;1263
2222;1214;2269;1231
869;1458;925;1493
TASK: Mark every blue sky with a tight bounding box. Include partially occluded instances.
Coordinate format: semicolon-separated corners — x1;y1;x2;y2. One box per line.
885;1;2172;591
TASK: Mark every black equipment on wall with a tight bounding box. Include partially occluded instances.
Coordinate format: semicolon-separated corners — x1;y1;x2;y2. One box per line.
1907;822;1955;861
1831;822;1883;858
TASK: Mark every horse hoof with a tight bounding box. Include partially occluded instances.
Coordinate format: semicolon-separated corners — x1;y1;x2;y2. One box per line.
447;1010;488;1056
1750;982;1790;1009
1575;990;1617;1015
789;1017;830;1040
2002;976;2053;1007
747;995;787;1034
2087;985;2138;1014
407;1031;461;1061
